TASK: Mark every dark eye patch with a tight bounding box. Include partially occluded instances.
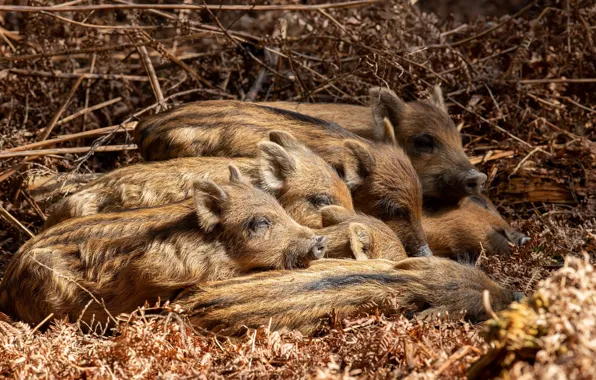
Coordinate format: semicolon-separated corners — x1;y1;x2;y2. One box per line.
309;194;334;208
377;199;410;219
413;134;436;154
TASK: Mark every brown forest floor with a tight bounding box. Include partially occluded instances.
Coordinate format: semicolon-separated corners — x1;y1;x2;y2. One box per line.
0;0;595;378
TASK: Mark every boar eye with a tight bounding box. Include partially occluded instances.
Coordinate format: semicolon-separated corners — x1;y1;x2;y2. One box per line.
310;195;332;208
248;217;271;232
414;134;435;154
469;195;489;209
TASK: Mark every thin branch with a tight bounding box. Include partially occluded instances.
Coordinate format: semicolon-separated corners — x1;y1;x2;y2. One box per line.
0;145;137;159
39;75;85;141
0;32;210;62
0;204;35;238
425;0;538;49
559;96;596;114
203;3;291;82
515;78;596;84
8;69;152;82
447;96;538;151
57;97;122;126
2;123;137;153
136;42;165;105
0;0;385;13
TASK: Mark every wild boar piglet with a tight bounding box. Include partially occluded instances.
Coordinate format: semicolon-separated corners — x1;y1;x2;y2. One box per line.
0;165;327;326
176;256;524;335
318;205;407;261
423;194;530;263
134;102;430;257
44;131;352;229
261;86;488;200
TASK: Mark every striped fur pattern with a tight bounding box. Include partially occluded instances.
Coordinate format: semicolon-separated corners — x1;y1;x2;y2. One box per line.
318;205;407;261
176;257;522;335
423;195;529;262
262;86;487;200
0;166;327;326
44;131;353;230
134;101;428;257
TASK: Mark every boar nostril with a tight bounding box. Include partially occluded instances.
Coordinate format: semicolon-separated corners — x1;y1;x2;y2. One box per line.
414;244;432;257
513;292;524;302
463;171;488;194
518;236;531;246
309;235;328;260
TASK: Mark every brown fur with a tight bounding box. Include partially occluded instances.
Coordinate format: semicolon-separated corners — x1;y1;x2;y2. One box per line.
318;205;407;261
0;166;327;326
176;257;522;335
134;101;429;257
44;131;353;230
423;195;529;263
262;86;487;200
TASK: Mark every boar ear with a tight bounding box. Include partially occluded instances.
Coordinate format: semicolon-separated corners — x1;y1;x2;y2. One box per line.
382;117;397;145
369;87;407;141
228;164;250;184
257;141;297;193
320;205;354;227
428;85;447;112
343;140;375;189
348;223;372;260
268;130;302;150
193;179;228;232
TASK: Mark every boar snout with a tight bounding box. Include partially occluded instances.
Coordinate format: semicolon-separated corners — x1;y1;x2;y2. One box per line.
309;235;328;260
461;169;487;195
519;236;531;246
513;291;525;302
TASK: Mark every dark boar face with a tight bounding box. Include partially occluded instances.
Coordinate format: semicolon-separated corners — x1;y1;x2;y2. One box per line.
320;205;407;261
392;257;523;322
257;131;354;229
193;165;328;270
466;195;530;254
369;86;487;200
343;140;430;258
423;195;530;262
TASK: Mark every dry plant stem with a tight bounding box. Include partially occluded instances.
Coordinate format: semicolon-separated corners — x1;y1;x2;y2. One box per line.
469;150;515;165
426;0;538;49
510;147;541;177
2;123;137;153
559;96;596;114
28;313;54;336
0;204;35;238
0;32;210;62
136;43;165;105
434;345;472;376
515;78;596;84
0;0;385;13
203;4;291;82
40;76;85;141
57;97;122;127
447;96;537;151
0;145;137;159
82;53;97;132
8;69;151;82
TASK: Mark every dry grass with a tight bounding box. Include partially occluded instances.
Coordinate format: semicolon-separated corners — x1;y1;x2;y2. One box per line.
0;0;594;378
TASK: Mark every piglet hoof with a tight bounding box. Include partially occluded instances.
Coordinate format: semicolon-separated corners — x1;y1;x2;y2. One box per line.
309;235;328;260
518;236;531;246
513;292;525;302
413;244;433;257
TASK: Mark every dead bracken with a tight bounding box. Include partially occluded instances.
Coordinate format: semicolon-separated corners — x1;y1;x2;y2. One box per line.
0;0;594;378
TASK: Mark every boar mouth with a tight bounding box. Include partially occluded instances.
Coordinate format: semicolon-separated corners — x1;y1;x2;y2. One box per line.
488;229;513;254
